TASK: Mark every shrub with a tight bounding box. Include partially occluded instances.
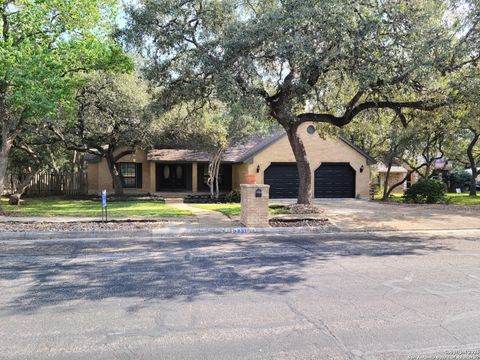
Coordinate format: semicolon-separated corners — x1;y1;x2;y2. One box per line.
404;179;446;204
224;189;241;203
445;168;470;192
184;191;241;203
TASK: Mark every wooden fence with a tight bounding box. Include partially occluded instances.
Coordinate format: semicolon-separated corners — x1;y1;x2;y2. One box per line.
3;172;88;196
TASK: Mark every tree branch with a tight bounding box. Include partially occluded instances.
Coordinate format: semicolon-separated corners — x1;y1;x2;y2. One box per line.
297;99;446;127
114;149;135;162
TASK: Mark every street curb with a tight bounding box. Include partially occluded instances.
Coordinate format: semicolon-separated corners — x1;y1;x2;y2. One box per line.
0;226;332;240
1;226;479;242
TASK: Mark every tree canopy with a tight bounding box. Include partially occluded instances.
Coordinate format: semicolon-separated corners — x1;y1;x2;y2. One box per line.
0;0;132;196
153;102;271;197
124;0;480;203
53;71;151;195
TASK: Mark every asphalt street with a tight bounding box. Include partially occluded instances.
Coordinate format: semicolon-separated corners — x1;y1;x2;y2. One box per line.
1;230;480;359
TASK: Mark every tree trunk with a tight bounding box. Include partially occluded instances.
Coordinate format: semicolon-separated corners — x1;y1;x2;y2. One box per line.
467;131;479;197
8;170;37;205
207;161;214;198
105;151;124;196
215;157;220;199
386;170;413;198
0;92;11;199
385;160;433;198
0;130;13;199
285;125;312;205
207;149;223;199
382;162;393;200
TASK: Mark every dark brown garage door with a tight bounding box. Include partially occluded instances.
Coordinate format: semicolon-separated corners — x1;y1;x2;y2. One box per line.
264;163;299;199
314;163;355;198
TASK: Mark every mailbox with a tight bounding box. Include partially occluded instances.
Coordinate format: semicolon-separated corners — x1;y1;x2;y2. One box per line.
240;184;270;227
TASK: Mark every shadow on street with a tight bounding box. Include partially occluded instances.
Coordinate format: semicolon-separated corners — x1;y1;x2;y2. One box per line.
0;232;450;313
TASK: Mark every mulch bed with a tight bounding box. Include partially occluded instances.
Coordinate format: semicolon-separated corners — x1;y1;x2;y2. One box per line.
284;204;325;214
269;218;330;227
268;204;329;227
0;220;180;232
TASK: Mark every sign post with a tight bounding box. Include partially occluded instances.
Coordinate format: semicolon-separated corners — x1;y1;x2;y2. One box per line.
101;190;107;222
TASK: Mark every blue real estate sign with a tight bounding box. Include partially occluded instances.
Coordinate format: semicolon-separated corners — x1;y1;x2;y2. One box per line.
102;190;107;208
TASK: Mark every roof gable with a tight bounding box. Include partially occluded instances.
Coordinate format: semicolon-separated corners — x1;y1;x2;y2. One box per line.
338;136;377;165
235;131;376;165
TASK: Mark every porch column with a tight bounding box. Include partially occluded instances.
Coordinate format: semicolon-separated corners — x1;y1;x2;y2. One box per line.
150;162;156;192
192;162;198;193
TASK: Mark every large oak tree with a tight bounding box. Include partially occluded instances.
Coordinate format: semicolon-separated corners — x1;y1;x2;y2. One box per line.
124;0;480;204
0;0;130;197
448;67;480;195
52;71;151;196
340;109;459;199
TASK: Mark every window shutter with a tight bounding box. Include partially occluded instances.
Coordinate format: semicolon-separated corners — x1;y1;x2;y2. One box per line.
136;163;143;189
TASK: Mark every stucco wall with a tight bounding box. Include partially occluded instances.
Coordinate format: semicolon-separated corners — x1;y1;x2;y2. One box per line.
87;148;153;195
239;122;371;198
232;163;249;189
86;162;99;193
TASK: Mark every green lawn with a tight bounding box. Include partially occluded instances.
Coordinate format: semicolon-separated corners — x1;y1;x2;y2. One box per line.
0;198;192;217
387;193;480;205
445;193;480;205
193;203;290;217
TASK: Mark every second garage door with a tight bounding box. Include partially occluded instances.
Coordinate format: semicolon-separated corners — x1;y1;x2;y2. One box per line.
314;163;355;198
264;163;299;199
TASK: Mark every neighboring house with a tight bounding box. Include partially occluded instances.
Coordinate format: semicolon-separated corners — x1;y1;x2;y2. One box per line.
375;158;454;195
374;165;410;194
85;122;376;199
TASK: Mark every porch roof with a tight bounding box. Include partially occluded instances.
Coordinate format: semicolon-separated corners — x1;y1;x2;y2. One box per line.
147;149;212;163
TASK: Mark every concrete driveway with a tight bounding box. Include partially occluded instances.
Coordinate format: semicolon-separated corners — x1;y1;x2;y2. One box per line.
1;230;480;359
273;199;480;232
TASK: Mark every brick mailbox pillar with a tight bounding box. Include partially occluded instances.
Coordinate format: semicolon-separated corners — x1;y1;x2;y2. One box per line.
240;184;270;227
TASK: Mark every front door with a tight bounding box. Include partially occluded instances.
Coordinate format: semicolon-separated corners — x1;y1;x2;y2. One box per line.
156;163;187;191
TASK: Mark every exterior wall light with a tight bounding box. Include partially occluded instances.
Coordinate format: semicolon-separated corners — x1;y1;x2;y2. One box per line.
256;165;260;173
360;165;364;173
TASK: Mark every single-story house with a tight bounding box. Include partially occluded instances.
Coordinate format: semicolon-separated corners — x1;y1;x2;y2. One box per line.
374;165;410;194
375;158;454;194
85;122;376;199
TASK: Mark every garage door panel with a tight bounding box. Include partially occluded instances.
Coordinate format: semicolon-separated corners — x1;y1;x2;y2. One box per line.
265;163;355;199
315;163;355;198
264;164;299;199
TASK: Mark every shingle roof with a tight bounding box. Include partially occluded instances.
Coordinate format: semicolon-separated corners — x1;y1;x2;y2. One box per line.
374;164;408;173
84;152;102;162
147;131;285;163
147;149;211;162
86;130;377;165
217;131;284;162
